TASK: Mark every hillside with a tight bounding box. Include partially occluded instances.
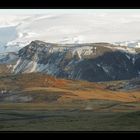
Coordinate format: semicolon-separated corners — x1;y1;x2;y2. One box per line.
0;73;139;105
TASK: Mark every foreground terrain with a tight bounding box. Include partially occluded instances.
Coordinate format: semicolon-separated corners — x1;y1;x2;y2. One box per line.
1;109;140;131
0;73;139;131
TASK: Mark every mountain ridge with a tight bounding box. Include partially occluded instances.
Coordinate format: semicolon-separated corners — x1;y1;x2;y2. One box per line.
0;40;139;82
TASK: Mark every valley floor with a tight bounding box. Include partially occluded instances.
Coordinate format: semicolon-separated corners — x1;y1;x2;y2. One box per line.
0;109;140;131
1;100;140;131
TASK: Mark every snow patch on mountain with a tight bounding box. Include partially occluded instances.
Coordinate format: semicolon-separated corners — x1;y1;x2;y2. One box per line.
114;40;140;48
125;54;131;60
71;46;93;59
12;58;21;72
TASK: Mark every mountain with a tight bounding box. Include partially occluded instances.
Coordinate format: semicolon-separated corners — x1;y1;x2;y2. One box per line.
1;40;139;82
0;52;18;64
0;40;29;54
114;40;140;48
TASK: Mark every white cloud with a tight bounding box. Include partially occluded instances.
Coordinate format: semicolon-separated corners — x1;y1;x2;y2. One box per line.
0;10;140;44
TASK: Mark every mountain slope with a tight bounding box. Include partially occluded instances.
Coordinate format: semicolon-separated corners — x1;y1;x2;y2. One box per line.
9;40;140;82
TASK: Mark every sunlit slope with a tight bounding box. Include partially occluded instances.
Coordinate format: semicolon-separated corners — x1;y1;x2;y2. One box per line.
0;73;139;105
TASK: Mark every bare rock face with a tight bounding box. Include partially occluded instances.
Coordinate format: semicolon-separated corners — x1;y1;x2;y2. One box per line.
1;40;140;82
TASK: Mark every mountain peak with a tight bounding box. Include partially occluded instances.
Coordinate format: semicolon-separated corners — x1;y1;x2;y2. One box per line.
30;40;47;46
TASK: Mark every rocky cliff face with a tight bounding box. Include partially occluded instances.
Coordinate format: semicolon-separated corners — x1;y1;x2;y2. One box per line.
1;40;140;82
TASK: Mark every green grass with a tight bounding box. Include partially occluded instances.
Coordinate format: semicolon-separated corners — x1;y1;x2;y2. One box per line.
0;110;140;131
0;100;140;131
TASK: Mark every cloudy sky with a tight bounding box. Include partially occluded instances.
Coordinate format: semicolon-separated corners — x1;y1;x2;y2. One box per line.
0;9;140;44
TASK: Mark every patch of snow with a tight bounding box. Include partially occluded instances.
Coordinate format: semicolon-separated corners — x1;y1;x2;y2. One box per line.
30;61;37;72
132;57;135;64
114;40;140;48
97;64;101;67
7;64;13;69
125;54;131;60
12;58;21;72
102;66;110;73
48;47;66;53
71;46;93;59
115;47;136;54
